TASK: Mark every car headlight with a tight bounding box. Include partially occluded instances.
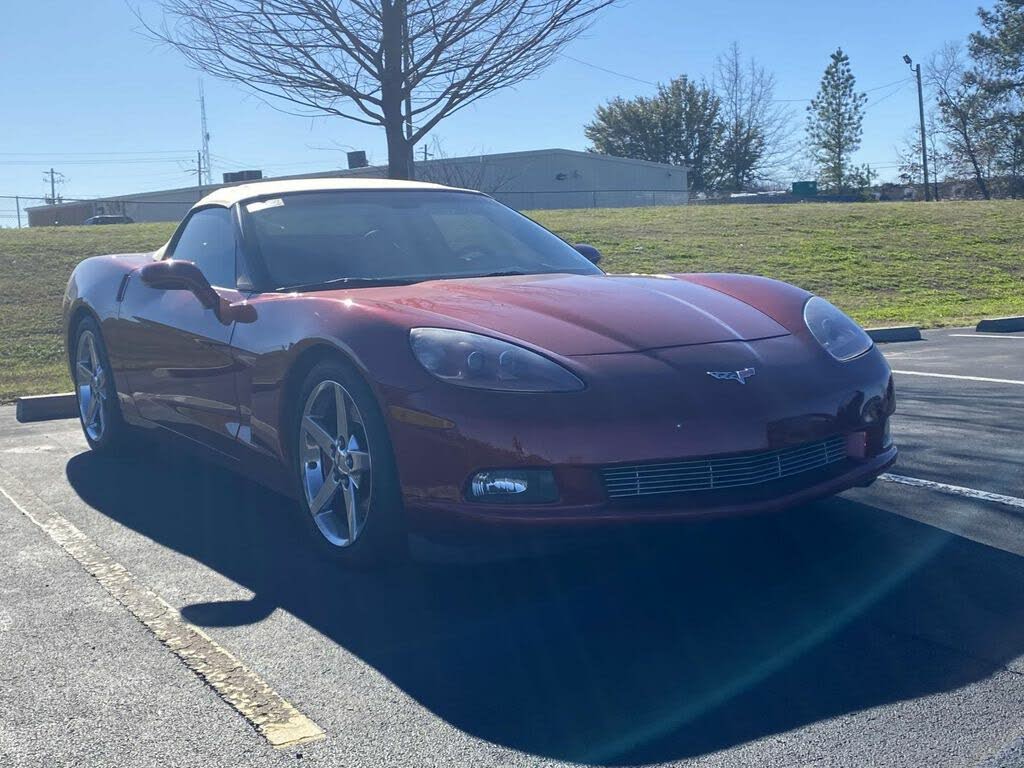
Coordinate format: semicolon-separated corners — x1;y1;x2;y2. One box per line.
803;296;873;361
409;328;584;392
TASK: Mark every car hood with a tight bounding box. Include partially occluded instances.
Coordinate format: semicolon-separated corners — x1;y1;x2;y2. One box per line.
349;273;789;356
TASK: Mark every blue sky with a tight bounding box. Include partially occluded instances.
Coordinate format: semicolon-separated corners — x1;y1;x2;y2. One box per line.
0;0;989;225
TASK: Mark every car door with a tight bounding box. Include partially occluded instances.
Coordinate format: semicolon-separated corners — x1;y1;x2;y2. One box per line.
119;206;245;456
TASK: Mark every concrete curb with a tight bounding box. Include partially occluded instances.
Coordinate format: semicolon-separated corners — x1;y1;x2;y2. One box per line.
866;326;923;343
15;393;78;423
976;316;1024;333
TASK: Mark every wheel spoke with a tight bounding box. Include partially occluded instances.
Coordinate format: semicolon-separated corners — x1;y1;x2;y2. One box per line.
85;391;100;423
347;450;370;474
309;473;340;515
76;362;92;383
333;383;349;442
342;478;358;539
87;335;99;369
303;416;335;454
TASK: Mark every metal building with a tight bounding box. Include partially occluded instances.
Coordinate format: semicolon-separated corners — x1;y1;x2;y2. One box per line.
26;148;688;226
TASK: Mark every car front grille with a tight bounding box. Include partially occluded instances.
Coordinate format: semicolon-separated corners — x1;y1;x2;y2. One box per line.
602;435;848;500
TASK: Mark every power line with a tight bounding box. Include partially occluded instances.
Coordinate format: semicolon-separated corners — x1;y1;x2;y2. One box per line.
866;81;912;110
558;54;659;87
0;149;193;156
559;53;915;104
0;157;195;166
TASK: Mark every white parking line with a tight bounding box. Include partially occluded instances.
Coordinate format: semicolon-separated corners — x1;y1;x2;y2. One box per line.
892;370;1024;386
948;334;1024;340
879;473;1024;510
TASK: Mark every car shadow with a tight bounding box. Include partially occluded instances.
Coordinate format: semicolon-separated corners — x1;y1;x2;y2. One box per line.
66;447;1024;765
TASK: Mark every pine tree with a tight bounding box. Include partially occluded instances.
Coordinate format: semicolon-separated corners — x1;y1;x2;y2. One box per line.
806;48;867;191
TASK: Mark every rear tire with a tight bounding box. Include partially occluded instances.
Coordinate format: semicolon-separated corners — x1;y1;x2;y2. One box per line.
72;317;133;455
292;358;407;567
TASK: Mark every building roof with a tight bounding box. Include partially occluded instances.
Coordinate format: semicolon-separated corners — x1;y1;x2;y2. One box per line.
195;177;467;208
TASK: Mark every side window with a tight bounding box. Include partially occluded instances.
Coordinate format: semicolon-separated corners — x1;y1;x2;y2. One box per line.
169;208;236;288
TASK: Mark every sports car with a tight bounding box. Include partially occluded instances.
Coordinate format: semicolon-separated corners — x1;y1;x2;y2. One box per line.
63;178;897;565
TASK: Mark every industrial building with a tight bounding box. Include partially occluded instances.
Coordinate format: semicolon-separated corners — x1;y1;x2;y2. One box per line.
26;148;687;226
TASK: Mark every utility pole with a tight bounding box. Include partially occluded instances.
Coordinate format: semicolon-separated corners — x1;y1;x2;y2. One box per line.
15;196;21;228
903;54;931;201
421;144;433;162
199;80;212;186
42;168;65;205
196;150;204;192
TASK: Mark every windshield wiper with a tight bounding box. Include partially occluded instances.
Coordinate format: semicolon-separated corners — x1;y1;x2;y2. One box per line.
468;270;534;278
274;276;423;292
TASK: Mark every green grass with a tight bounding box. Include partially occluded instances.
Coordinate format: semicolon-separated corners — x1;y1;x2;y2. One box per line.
2;201;1023;403
0;223;175;403
537;200;1024;327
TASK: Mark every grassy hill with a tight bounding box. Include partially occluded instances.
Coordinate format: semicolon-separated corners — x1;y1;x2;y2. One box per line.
2;201;1023;402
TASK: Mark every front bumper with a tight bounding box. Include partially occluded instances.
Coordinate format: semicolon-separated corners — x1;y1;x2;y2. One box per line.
403;443;896;533
381;335;896;534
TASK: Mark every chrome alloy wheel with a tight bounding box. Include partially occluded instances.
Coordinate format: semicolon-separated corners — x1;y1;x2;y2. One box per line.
75;330;107;442
299;380;373;547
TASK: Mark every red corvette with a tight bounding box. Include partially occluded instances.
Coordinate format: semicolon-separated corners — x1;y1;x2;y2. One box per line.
63;179;897;565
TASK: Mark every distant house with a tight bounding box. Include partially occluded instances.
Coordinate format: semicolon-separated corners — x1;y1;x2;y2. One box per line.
26;148;688;226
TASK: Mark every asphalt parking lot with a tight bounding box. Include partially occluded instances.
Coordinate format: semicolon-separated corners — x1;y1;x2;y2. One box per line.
1;326;1023;768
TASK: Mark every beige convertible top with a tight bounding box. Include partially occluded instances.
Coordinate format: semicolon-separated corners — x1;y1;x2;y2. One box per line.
194;177;472;209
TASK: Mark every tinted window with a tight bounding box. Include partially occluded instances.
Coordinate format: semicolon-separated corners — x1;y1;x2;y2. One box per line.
243;191;600;289
170;207;236;288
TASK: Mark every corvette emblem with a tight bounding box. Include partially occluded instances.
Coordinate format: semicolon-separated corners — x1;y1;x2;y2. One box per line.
707;367;756;384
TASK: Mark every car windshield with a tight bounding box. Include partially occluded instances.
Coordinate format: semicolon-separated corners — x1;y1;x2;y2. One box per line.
243;190;602;290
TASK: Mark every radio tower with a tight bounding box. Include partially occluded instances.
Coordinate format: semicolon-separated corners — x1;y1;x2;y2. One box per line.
199;80;212;186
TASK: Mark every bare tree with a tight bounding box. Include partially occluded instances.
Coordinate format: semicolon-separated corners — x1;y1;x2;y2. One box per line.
144;0;612;179
896;114;947;199
414;138;520;193
713;42;794;191
927;42;997;199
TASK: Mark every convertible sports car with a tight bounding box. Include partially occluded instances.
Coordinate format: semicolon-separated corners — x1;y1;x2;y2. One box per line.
63;178;897;565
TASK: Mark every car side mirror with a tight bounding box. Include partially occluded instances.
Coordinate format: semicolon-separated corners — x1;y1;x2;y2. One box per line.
140;259;218;305
138;260;255;324
574;243;602;265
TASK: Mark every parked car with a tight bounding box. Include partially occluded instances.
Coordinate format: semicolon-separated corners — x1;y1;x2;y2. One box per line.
84;214;134;225
62;178;897;565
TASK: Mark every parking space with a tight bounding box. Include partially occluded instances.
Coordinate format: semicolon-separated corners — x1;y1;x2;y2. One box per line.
2;326;1024;767
858;328;1024;557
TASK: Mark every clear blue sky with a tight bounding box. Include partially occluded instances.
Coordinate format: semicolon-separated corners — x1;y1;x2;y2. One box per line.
0;0;989;225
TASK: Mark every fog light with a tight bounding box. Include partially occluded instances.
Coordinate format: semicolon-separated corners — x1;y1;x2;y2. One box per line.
468;469;558;504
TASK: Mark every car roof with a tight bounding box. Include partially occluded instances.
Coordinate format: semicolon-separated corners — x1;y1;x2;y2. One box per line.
193;177;476;209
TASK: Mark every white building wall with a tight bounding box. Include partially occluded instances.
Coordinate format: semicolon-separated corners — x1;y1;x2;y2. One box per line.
27;149;688;225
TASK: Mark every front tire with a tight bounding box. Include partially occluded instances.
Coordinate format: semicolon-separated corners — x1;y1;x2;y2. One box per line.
292;358;406;567
72;317;132;454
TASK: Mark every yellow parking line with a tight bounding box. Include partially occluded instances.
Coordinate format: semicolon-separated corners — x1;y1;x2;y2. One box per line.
0;468;324;749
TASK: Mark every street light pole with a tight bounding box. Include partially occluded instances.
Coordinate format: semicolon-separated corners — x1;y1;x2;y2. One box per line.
904;54;931;201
